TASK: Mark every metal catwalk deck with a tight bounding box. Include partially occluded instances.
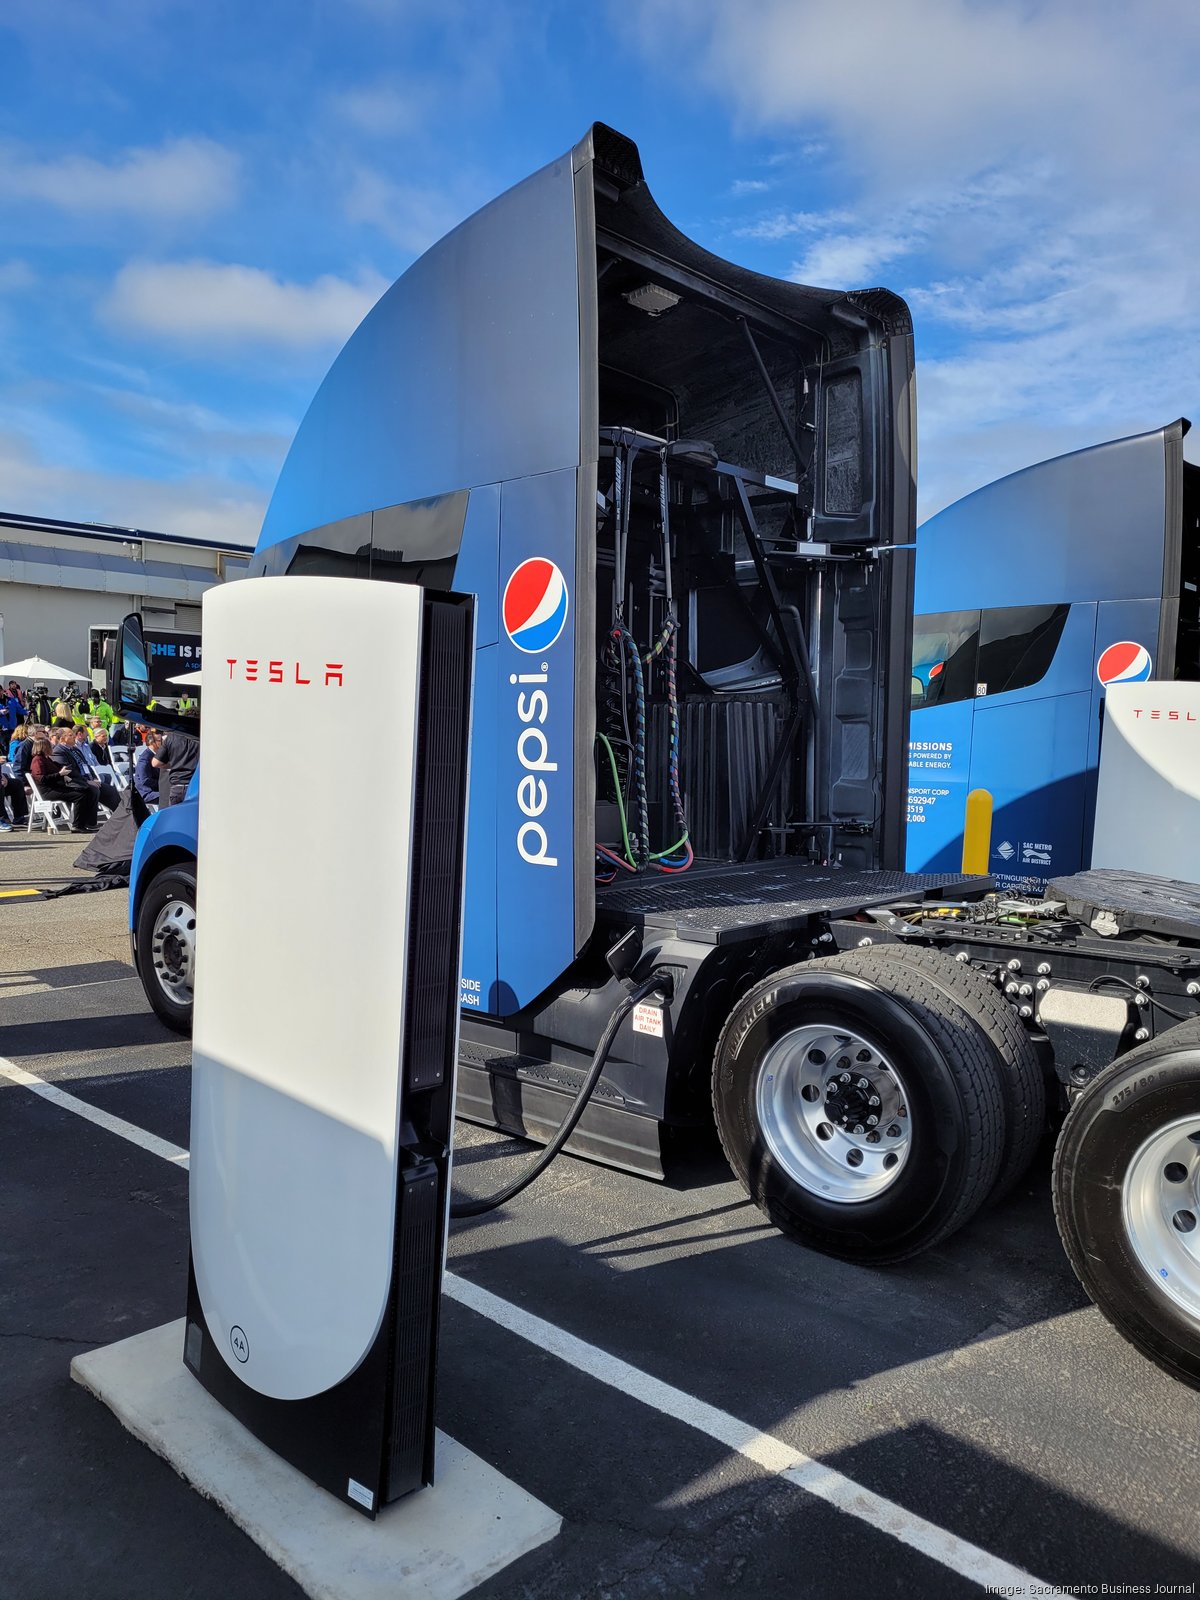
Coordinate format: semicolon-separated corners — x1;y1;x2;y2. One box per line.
595;860;983;944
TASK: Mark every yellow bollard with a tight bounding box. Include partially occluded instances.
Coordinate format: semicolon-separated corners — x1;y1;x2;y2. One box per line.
961;788;994;876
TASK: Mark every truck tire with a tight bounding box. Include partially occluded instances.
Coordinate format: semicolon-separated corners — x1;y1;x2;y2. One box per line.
853;944;1047;1201
712;950;1006;1264
136;866;196;1036
1054;1019;1200;1388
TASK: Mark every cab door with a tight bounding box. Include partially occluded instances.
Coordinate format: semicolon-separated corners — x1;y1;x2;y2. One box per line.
966;602;1093;889
906;608;979;872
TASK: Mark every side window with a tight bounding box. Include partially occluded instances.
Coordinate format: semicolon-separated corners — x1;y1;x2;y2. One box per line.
976;604;1070;696
251;511;371;581
911;610;980;707
369;492;468;590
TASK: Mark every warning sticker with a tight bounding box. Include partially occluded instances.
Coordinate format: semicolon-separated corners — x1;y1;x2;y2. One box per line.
346;1478;375;1511
632;1001;664;1038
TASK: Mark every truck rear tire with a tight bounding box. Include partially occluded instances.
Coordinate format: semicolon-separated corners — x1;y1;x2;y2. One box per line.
136;866;197;1036
853;943;1047;1201
712;950;1006;1264
1054;1019;1200;1388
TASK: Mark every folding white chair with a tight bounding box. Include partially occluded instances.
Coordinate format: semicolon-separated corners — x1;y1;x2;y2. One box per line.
25;772;73;834
94;771;115;820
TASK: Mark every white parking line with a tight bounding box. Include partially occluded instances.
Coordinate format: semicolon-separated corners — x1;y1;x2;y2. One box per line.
0;1058;190;1167
445;1275;1066;1595
3;1054;1065;1598
1;974;144;993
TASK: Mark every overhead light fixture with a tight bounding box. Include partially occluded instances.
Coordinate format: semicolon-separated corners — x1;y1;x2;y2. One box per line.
623;282;681;317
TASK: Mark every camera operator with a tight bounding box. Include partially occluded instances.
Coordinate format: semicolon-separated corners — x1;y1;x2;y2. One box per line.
29;684;55;725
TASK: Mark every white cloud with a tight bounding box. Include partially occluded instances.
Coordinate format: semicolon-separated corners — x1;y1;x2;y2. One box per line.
916;306;1200;517
102;260;389;349
790;230;915;286
97;387;293;467
343;168;477;256
632;1;1199;197
634;1;1200;516
0;428;266;546
329;78;430;136
781;172;1052;291
737;208;853;241
729;178;770;197
0;137;239;219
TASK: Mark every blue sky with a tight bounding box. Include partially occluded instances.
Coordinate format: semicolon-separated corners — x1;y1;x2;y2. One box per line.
2;0;1197;546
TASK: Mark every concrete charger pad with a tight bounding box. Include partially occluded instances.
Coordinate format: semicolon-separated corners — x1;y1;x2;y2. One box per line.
72;1320;561;1600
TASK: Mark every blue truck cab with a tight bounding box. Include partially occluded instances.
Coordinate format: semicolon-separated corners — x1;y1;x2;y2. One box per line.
119;150;1200;1373
130;122;921;1100
127;122;1025;1269
906;420;1200;888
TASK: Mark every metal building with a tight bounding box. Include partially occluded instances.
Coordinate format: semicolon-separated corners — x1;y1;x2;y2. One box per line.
0;511;249;682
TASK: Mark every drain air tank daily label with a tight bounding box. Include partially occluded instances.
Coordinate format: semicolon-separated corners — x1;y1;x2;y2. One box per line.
632;1002;665;1038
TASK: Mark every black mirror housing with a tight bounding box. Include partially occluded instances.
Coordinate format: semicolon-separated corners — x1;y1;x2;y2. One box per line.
107;612;202;737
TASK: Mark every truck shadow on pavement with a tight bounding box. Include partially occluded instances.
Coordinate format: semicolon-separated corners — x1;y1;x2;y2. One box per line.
0;1009;175;1058
448;1338;1200;1600
0;959;135;989
6;1045;1198;1599
446;1206;1200;1597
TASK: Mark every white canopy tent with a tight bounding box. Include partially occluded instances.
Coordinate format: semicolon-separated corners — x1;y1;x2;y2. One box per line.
0;654;89;683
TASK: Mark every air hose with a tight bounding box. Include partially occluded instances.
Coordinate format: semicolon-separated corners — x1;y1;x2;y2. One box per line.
449;971;671;1219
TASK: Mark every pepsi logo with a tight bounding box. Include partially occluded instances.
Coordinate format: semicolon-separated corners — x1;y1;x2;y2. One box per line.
1096;641;1152;686
503;559;568;654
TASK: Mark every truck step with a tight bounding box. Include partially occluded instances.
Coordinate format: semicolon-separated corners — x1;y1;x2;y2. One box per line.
457;1039;626;1105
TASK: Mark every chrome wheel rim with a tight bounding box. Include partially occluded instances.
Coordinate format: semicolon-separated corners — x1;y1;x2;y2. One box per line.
150;897;196;1006
1122;1117;1200;1321
755;1023;912;1202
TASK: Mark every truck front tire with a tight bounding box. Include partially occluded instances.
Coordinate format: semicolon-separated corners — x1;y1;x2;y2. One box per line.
712;950;1006;1264
136;866;197;1036
1054;1019;1200;1388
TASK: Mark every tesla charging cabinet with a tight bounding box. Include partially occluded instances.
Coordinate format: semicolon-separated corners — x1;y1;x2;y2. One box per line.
1092;681;1200;880
182;575;473;1517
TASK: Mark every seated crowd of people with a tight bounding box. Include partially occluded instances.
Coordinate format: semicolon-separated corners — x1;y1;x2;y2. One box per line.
0;679;199;834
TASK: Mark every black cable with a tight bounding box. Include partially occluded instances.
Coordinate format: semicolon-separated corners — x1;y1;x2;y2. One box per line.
1088;972;1190;1023
449;972;670;1218
612;445;626;621
658;447;673;607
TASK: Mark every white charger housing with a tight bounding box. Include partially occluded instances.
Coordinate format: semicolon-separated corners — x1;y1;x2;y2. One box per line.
183;575;473;1516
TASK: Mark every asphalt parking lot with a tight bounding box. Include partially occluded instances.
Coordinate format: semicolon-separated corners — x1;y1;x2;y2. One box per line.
4;832;1200;1600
